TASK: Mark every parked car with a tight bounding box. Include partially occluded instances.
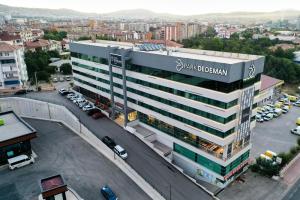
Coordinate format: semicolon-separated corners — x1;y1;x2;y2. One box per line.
58;88;71;95
8;155;35;170
293;102;300;107
66;93;76;99
114;145;128;160
102;136;116;149
65;75;72;81
87;108;100;116
100;185;118;200
92;112;105;119
296;117;300;126
14;89;28;95
263;113;274;121
272;108;282;118
256;114;264;123
52;77;58;82
74;98;85;105
83;104;94;111
78;101;89;108
59;77;64;82
282;106;290;114
291;127;300;135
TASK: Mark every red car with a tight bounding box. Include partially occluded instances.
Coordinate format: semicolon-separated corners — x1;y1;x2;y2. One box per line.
92;112;105;119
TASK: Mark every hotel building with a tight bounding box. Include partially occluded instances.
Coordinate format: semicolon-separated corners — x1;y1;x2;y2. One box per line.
70;40;264;188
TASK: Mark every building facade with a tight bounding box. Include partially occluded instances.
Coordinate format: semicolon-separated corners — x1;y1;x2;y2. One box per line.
0;42;28;90
70;40;264;188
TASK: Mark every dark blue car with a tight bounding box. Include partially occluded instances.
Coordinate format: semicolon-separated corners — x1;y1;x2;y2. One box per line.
101;185;118;200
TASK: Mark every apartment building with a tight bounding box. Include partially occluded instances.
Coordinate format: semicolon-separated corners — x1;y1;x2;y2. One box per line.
70;40;264;188
0;42;28;90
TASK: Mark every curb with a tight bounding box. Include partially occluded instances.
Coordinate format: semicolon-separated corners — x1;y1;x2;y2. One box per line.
126;126;220;200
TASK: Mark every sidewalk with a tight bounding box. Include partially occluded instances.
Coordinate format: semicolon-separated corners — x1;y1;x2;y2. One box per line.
283;154;300;185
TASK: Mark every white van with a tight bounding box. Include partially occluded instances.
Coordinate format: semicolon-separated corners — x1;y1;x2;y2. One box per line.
8;155;35;170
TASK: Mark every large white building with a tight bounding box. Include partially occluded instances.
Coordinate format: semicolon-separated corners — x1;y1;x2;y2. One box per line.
0;42;28;90
70;40;264;188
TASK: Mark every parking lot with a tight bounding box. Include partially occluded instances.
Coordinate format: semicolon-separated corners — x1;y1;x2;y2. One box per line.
0;119;150;200
251;106;300;158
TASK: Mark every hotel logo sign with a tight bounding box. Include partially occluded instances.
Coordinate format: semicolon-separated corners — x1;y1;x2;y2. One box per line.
175;58;228;76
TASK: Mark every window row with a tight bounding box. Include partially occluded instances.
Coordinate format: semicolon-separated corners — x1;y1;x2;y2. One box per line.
174;143;249;176
73;69;237;124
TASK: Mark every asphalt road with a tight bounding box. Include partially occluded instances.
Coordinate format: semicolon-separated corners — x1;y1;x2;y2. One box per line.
0;119;150;200
10;91;213;200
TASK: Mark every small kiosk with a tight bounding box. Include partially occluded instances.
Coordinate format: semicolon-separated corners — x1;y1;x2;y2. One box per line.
40;175;68;200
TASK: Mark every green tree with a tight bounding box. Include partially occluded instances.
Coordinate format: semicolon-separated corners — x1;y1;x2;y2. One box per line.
60;63;72;75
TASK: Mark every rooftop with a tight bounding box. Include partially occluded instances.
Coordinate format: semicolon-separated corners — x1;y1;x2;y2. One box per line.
0;32;21;41
0;111;36;142
260;75;284;91
41;175;66;192
74;40;263;64
25;39;50;49
0;42;20;52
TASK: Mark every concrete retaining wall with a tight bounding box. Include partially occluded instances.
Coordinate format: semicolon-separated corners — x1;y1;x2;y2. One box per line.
0;97;164;200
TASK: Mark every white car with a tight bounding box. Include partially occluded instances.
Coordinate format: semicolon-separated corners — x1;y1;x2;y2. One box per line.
263;113;274;121
294;101;300;107
73;98;85;104
114;145;128;160
78;101;88;108
67;93;76;99
83;104;94;111
8;155;35;170
256;114;264;123
291;127;300;135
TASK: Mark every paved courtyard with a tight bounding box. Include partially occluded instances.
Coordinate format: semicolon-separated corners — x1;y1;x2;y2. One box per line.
0;119;150;200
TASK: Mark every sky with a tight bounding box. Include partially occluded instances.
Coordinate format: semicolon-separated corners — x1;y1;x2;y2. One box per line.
1;0;300;15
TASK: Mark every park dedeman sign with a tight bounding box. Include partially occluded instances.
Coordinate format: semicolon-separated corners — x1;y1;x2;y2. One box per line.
175;58;228;76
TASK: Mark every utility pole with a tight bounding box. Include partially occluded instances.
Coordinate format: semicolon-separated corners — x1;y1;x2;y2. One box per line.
34;71;38;91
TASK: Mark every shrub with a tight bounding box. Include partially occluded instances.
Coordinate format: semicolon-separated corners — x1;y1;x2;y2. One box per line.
290;146;299;155
250;163;260;172
297;138;300;146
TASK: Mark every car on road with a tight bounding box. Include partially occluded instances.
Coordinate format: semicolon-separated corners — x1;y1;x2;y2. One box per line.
114;145;128;160
291;127;300;135
102;136;116;149
8;155;35;170
100;185;118;200
92;112;105;119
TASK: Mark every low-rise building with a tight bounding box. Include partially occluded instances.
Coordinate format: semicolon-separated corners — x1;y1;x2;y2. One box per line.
0;42;28;90
258;75;284;105
0;110;37;165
